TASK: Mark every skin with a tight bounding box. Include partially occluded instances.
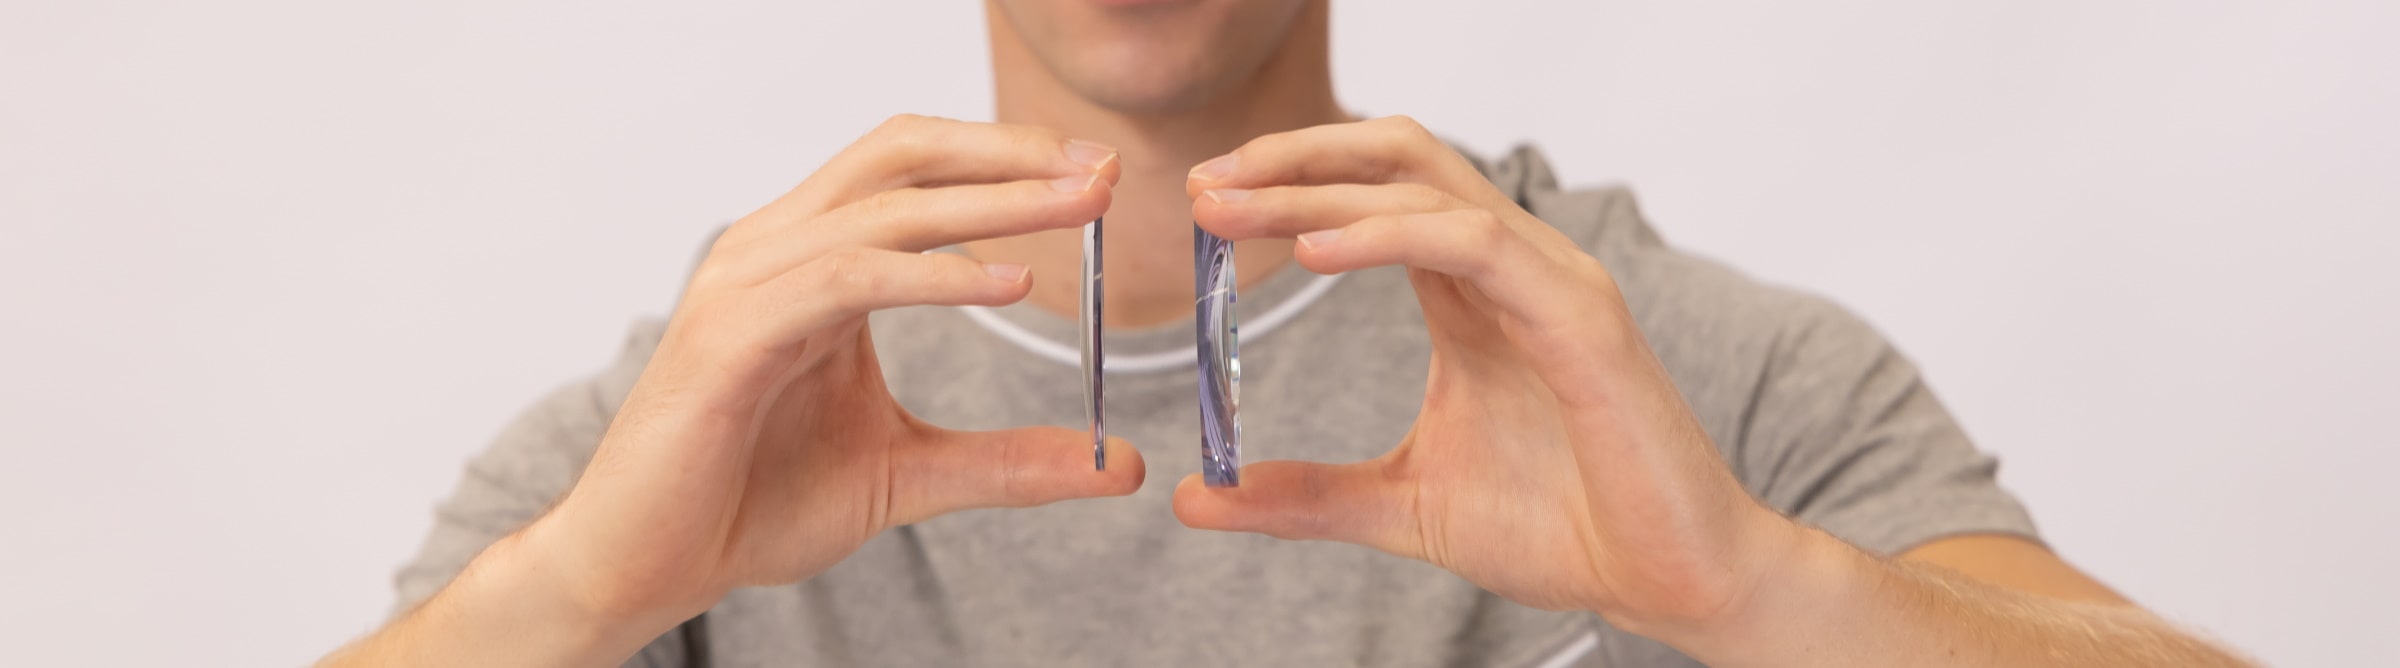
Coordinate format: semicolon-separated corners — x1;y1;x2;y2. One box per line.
963;0;1344;326
321;0;2254;665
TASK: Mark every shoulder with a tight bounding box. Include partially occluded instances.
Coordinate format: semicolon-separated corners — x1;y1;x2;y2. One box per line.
1472;143;1870;378
1470;144;1913;468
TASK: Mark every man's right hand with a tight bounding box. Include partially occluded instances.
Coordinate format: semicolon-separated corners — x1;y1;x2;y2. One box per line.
321;115;1141;666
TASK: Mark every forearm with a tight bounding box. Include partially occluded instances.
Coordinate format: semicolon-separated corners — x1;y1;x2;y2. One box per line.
320;525;676;668
1670;526;2249;667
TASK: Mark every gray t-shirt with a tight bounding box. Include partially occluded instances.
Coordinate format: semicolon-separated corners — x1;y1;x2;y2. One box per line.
393;146;2037;667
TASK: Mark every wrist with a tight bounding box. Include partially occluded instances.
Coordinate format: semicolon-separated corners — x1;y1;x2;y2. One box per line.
446;519;695;665
513;508;723;630
1645;522;1878;667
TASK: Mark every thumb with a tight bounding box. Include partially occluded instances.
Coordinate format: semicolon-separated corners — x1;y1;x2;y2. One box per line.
1171;459;1419;559
889;426;1145;526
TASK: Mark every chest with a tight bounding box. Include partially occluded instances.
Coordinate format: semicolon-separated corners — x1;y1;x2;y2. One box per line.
696;275;1667;666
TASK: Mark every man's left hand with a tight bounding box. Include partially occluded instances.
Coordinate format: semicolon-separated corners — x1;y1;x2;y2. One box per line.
1176;115;1798;638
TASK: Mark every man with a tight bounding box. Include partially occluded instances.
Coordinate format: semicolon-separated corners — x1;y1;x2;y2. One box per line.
323;1;2248;665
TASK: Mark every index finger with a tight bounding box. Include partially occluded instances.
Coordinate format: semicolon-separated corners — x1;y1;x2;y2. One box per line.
1183;115;1478;197
770;114;1123;221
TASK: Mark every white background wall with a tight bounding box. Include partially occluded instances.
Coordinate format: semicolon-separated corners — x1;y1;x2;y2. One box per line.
3;1;2393;665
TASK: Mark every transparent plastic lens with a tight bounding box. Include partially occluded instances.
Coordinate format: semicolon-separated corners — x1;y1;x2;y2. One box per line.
1081;218;1105;470
1195;226;1242;487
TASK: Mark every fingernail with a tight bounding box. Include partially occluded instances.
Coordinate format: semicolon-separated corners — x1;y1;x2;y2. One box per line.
1050;173;1098;192
984;263;1029;282
1203;188;1251;203
1298;228;1343;250
1190;153;1238;181
1064;139;1117;169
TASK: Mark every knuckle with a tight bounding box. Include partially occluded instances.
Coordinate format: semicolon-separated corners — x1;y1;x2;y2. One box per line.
855;187;915;226
865;115;938;162
1290;468;1336;538
811;248;882;305
996;433;1027;504
1398;183;1449;211
884;129;931;160
664;296;719;337
706;224;749;254
930;252;983;279
1242;126;1290;150
874;113;928;135
820;246;872;273
1464;210;1510;245
913;254;973;291
1228;130;1287;165
688;258;738;291
1346;214;1401;249
1004;121;1067;147
1374;116;1444;169
1462;211;1514;273
840;262;887;298
1014;134;1065;171
1239;132;1278;156
1568;251;1622;292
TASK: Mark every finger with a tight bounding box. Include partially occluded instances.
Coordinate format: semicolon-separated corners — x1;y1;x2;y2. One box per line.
1192;182;1464;241
837;176;1110;253
744;249;1034;345
720;174;1109;278
1184;115;1473;195
1291;209;1604;332
1171;460;1419;559
891;429;1146;525
801;115;1120;215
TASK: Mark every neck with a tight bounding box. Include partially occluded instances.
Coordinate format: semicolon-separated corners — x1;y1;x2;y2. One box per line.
967;1;1347;328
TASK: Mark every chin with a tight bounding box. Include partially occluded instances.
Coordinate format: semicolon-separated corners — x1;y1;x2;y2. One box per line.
1062;43;1241;114
994;0;1314;115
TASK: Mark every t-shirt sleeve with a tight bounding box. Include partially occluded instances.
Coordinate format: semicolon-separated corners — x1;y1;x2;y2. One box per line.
1735;295;2040;556
390;375;608;612
386;321;693;667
